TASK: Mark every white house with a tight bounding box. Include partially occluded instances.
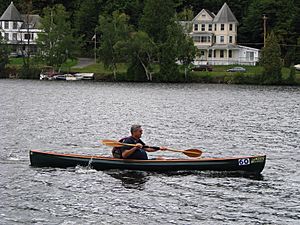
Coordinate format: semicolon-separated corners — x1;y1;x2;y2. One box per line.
0;2;42;55
185;3;260;65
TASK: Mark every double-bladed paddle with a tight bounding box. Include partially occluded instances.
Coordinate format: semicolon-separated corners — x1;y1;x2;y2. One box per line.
101;139;202;158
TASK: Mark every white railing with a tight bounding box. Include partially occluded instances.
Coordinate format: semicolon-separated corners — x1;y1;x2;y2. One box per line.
193;57;259;66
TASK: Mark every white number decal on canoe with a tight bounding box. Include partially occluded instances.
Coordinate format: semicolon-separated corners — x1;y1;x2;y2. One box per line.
238;158;250;166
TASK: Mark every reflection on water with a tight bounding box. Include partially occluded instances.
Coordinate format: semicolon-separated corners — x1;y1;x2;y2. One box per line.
106;170;150;190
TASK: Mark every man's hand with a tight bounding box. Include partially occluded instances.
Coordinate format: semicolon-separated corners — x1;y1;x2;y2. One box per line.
159;146;168;151
135;143;143;148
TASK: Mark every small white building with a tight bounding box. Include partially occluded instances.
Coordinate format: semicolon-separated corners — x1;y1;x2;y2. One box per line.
0;2;42;56
185;3;260;66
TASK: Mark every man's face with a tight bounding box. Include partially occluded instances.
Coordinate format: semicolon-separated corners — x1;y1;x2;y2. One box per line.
133;128;143;139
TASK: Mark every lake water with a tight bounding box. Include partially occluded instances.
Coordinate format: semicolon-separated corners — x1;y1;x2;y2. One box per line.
0;79;299;224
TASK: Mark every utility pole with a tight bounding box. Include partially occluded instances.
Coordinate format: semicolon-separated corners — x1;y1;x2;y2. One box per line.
263;14;268;47
94;33;97;64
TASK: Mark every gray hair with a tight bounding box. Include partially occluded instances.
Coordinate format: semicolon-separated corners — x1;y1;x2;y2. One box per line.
130;124;142;134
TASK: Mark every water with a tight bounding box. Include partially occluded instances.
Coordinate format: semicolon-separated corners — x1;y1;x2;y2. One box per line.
0;80;299;224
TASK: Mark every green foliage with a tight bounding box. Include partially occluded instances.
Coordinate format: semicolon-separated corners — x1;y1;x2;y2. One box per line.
239;0;297;47
36;4;80;69
0;35;9;74
140;0;175;44
73;0;102;55
259;32;282;84
97;11;132;80
117;31;157;81
286;65;296;85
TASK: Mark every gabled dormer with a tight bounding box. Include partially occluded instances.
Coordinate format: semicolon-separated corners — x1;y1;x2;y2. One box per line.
192;9;215;32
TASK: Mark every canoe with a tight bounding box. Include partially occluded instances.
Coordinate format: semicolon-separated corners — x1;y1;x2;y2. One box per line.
29;150;266;174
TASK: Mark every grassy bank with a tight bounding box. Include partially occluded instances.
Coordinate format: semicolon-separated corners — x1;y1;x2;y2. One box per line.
5;59;300;85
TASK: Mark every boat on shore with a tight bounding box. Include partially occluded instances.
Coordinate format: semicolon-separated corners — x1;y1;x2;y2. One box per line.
39;66;94;80
29;150;266;174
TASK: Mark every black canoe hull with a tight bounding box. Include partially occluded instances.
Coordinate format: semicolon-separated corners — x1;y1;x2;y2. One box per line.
29;150;266;174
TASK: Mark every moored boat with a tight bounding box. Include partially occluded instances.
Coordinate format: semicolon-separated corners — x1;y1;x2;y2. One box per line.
29;150;266;174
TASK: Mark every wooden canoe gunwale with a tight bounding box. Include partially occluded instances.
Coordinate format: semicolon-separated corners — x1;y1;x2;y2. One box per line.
29;150;266;174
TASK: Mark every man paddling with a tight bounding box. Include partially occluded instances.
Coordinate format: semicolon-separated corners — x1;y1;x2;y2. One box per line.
113;125;166;159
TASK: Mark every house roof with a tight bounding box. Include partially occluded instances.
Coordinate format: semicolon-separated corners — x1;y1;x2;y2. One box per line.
192;9;215;22
21;15;41;29
209;44;240;50
213;3;238;24
0;2;22;21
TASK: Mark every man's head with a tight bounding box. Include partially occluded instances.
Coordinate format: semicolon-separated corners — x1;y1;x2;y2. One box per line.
131;124;143;139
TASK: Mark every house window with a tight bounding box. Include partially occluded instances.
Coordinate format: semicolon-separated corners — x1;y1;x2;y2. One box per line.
13;22;17;29
13;33;17;40
208;50;212;58
208;24;212;31
5;33;9;40
213;50;216;58
24;33;33;40
220;36;224;43
220;50;224;58
201;36;208;42
201;24;205;31
200;51;205;56
221;24;225;31
208;36;211;42
193;36;200;42
202;14;206;18
194;24;198;31
4;21;9;29
229;24;233;31
214;24;217;31
229;50;232;58
229;36;233;43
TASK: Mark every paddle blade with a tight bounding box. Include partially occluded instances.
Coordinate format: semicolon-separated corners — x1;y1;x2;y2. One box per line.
101;139;123;147
183;149;202;157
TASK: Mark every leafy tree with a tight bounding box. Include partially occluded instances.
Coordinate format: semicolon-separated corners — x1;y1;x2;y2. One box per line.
259;31;282;84
36;4;79;69
97;11;132;79
0;35;9;74
176;27;198;80
117;31;157;81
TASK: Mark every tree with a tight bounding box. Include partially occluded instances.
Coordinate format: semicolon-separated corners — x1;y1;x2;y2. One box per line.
97;11;132;80
36;4;79;69
239;0;297;47
259;31;282;84
0;35;9;74
73;0;102;55
117;31;157;81
139;0;175;44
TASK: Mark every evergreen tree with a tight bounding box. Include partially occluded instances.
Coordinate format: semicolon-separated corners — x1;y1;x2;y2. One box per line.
259;32;282;84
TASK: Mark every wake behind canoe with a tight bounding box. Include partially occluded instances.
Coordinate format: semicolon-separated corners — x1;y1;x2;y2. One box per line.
29;150;266;174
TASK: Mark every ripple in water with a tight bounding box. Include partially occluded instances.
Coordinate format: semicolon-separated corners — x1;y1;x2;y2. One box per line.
0;80;299;224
